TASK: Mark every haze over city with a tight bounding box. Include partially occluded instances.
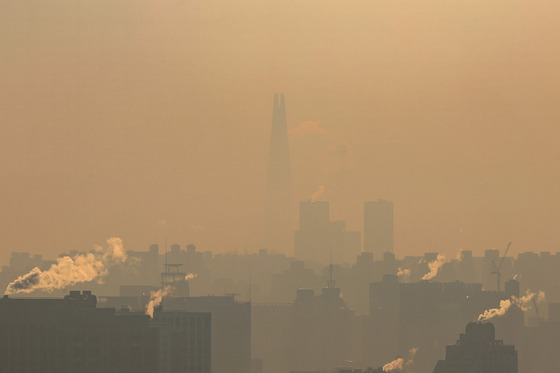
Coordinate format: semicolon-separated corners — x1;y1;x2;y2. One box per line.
3;2;560;373
2;0;560;263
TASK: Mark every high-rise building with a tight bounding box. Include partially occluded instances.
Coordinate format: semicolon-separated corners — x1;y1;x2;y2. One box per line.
0;291;212;373
294;201;361;265
364;199;394;257
432;322;518;373
264;93;295;253
0;291;159;373
164;295;251;373
155;311;212;373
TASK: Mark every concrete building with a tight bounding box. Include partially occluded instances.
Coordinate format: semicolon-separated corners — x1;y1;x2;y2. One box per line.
0;291;159;373
154;311;211;373
294;201;360;265
433;322;518;373
364;200;393;257
0;291;212;373
163;295;251;373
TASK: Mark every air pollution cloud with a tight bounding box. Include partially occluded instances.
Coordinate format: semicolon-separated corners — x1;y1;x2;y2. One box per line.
185;273;197;281
421;254;449;281
478;290;546;321
382;348;418;372
145;286;171;318
5;237;128;295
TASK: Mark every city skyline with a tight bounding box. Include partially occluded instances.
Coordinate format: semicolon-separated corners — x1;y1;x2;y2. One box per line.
2;0;560;264
2;2;560;373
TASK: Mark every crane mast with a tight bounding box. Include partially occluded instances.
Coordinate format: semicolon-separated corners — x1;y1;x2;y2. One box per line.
491;241;511;292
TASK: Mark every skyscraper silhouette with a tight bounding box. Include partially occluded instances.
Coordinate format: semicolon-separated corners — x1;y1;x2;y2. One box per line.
264;93;294;253
266;94;291;193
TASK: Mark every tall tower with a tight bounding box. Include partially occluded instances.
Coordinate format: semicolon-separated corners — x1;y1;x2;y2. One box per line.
266;93;291;193
264;93;294;253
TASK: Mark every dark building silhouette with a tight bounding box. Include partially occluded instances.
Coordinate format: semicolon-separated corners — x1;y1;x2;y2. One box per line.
154;311;211;373
264;93;295;254
0;291;159;373
364;200;393;258
432;322;518;373
0;291;212;373
162;295;251;373
294;201;360;265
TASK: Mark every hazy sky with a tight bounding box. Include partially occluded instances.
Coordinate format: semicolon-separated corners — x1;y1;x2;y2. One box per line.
1;0;560;264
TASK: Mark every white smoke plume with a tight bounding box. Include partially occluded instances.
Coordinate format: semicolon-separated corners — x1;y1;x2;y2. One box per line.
421;254;449;281
478;290;546;321
397;268;411;280
311;185;325;202
5;237;127;295
185;273;197;281
382;348;418;372
145;286;171;318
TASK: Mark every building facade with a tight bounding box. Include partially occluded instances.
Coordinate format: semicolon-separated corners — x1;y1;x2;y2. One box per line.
0;291;212;373
294;201;360;265
0;291;158;373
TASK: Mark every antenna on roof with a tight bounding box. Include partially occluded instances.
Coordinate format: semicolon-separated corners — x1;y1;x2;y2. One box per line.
327;250;335;288
248;264;252;303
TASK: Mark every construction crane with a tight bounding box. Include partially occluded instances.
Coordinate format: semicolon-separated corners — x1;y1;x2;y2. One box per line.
491;241;511;292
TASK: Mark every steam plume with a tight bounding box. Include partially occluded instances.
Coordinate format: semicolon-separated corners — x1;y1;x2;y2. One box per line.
145;286;171;318
397;268;411;280
185;273;197;281
382;348;418;372
311;186;325;202
5;237;127;295
421;254;449;281
478;290;546;321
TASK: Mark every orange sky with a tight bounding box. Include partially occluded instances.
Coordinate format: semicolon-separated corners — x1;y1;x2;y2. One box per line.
1;0;560;264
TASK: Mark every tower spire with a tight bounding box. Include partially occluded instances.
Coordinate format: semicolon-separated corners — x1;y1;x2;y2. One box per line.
264;93;294;253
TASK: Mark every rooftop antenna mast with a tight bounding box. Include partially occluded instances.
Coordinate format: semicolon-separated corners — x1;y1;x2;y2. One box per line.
248;265;252;303
491;241;511;292
164;236;168;267
327;250;335;288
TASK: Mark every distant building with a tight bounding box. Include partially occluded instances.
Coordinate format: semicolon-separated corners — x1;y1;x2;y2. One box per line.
264;93;295;253
432;322;518;373
364;200;393;257
294;201;361;265
253;280;363;373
